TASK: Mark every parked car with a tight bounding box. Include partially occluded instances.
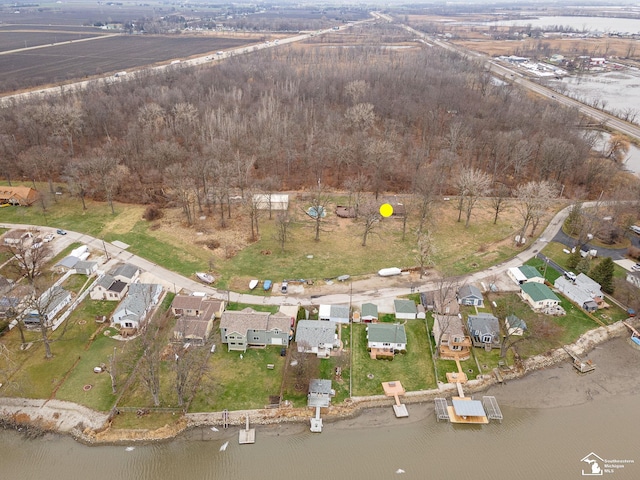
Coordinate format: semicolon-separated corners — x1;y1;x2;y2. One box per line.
56;229;67;235
630;225;640;235
564;271;577;282
281;280;288;294
632;263;640;272
43;233;54;243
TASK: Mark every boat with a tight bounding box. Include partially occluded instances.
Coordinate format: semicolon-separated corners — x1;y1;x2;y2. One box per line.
337;274;350;282
196;272;214;284
263;280;272;291
378;267;402;277
249;279;259;290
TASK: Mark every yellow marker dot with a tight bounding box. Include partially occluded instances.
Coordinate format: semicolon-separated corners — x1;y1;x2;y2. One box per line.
380;203;393;218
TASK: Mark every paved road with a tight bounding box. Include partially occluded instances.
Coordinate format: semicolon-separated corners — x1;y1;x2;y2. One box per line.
0;202;590;310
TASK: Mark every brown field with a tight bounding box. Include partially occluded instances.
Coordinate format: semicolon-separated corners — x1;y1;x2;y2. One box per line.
0;35;254;92
0;30;107;53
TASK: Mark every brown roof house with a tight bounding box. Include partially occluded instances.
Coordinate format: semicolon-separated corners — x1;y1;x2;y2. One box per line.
90;275;129;301
219;308;291;352
0;186;39;206
173;298;224;345
433;314;471;360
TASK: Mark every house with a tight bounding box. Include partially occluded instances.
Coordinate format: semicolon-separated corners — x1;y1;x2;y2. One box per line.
90;275;129;301
74;260;98;275
433;289;460;315
507;265;545;285
219;308;291;352
252;193;289;211
2;229;35;246
173;299;221;345
0;285;31;319
433;314;471;360
319;304;350;324
54;255;81;273
519;282;560;311
361;303;379;323
554;277;599;312
574;273;604;300
367;323;407;358
24;286;72;326
505;314;527;336
0;186;39;206
467;313;501;349
457;285;484;307
308;379;333;408
627;271;640;289
295;320;339;357
111;283;163;334
420;291;435;311
394;299;417;320
110;263;140;284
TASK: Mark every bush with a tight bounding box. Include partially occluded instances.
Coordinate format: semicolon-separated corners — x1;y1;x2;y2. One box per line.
628;246;640;261
143;204;163;221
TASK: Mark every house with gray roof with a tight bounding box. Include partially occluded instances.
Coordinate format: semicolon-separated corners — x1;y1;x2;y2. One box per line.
25;286;72;327
90;275;129;301
74;260;98;276
554;277;598;312
295;320;339;358
54;255;81;273
318;304;350;323
394;299;417;320
433;314;471;360
367;323;407;355
574;273;604;300
110;263;140;284
361;303;378;323
219;308;291;352
112;283;162;334
467;313;501;349
457;285;484;306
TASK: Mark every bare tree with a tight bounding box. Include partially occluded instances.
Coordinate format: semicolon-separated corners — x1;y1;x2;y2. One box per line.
246;191;261;242
22;284;71;359
490;183;510;224
343;174;369;220
415;231;436;278
305;184;333;242
166;163;196;225
137;329;162;407
108;347;118;395
274;211;292;252
456;167;491;228
358;200;382;247
171;342;209;408
513;180;557;244
5;237;51;285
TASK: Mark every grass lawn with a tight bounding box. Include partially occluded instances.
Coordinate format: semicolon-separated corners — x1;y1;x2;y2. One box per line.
351;320;435;396
189;344;286;412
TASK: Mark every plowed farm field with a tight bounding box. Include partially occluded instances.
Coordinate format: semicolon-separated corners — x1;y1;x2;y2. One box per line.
0;35;252;92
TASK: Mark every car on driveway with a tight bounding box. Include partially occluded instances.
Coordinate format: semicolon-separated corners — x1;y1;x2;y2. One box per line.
281;280;288;294
564;271;577;282
632;263;640;272
56;229;67;235
43;233;54;242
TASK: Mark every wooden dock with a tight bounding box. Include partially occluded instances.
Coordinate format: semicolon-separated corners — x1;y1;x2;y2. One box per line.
563;346;596;374
238;415;255;444
382;381;409;418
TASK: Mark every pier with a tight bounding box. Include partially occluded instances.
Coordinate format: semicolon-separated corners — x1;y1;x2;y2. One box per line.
382;381;408;418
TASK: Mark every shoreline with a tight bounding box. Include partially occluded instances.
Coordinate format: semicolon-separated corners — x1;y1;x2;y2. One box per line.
2;318;638;445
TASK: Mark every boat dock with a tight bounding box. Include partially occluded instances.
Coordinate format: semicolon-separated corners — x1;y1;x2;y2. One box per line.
382;381;409;418
482;396;503;423
563;346;596;374
238;415;255;444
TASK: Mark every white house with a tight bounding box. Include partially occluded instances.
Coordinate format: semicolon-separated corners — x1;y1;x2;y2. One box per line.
24;286;72;326
319;304;350;324
110;263;141;284
519;282;560;311
367;323;407;352
554;277;598;312
361;303;379;322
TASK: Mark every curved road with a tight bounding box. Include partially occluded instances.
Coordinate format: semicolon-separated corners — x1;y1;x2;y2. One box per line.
1;202;591;310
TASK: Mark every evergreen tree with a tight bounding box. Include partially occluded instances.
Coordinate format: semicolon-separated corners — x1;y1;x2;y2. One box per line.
590;257;615;294
566;247;582;270
576;257;591;275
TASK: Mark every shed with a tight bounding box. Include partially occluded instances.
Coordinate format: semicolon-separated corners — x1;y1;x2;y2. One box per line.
252;194;289;211
308;379;333;408
505;314;527;336
318;304;350;324
394;299;417;320
74;260;98;275
361;303;379;322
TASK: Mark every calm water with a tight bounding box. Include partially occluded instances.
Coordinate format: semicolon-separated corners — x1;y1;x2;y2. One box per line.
490;15;640;34
2;394;638;480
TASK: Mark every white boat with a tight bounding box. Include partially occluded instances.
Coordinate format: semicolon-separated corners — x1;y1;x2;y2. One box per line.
249;279;259;290
196;272;214;284
378;267;402;277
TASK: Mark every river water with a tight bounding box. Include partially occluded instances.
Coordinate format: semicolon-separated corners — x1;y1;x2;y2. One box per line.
489;15;640;34
2;393;638;480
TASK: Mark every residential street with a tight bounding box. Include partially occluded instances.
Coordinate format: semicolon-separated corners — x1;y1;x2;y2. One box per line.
2;201;598;312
